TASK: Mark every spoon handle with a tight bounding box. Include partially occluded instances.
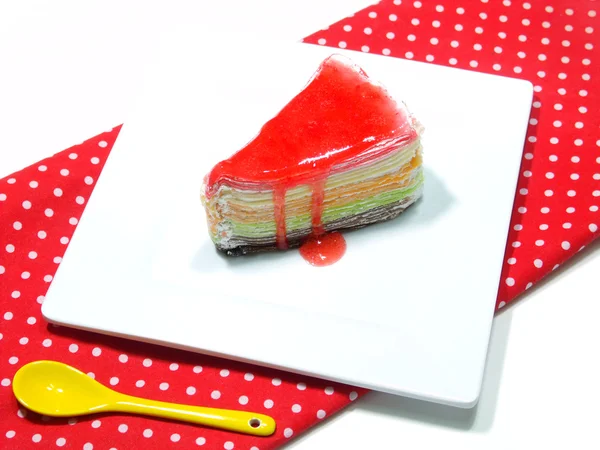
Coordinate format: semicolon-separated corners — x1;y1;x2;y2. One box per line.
112;395;276;436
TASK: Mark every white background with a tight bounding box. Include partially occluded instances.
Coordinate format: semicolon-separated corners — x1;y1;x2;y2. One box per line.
1;1;599;449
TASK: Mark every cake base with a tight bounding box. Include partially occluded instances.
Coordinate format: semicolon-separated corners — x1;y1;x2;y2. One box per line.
215;195;421;256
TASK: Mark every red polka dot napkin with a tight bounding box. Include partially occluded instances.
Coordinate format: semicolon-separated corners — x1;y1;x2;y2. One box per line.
305;0;599;310
2;1;599;448
0;127;365;449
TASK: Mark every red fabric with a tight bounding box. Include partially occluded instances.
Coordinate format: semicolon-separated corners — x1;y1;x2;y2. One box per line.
2;1;599;448
0;127;366;449
305;0;600;310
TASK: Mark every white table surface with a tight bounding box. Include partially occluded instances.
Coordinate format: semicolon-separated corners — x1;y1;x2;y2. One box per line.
2;2;599;449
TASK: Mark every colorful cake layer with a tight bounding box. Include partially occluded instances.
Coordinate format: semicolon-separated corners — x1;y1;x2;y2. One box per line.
201;54;424;255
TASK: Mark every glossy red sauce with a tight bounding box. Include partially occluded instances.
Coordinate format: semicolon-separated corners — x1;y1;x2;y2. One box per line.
205;54;414;260
299;232;347;267
205;55;414;196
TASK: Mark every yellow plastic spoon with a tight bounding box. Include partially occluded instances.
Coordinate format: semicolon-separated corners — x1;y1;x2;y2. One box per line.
13;360;276;436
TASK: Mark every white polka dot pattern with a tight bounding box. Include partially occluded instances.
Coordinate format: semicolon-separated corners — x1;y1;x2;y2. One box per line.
2;2;598;448
0;126;364;449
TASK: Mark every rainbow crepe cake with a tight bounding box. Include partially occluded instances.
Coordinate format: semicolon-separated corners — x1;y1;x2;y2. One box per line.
201;54;424;255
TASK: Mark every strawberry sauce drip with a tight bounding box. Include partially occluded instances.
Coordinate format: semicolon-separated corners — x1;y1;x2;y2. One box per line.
273;188;288;250
299;232;347;267
310;179;327;236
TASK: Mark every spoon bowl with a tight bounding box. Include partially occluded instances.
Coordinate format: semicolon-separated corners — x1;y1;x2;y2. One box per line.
13;360;276;436
13;360;117;417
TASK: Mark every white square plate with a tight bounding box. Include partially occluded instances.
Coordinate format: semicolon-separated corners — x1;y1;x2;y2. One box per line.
43;30;532;408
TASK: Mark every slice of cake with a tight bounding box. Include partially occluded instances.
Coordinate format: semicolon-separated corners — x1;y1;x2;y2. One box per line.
201;54;424;256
